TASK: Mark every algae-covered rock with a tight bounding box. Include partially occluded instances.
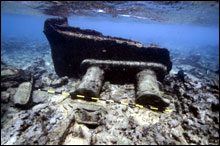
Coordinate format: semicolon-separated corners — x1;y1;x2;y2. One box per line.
13;82;32;106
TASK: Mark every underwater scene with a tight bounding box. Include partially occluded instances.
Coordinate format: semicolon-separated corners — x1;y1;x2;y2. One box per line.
1;1;219;145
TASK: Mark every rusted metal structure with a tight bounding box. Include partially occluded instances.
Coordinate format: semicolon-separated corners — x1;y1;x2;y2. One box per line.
44;17;172;108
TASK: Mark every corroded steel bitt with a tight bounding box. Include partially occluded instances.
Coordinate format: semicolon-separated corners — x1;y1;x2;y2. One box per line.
43;17;172;108
73;66;104;100
136;69;170;108
79;59;170;107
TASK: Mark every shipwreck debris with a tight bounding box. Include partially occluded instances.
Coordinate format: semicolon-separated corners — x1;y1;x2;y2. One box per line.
44;17;172;108
73;66;104;99
136;69;170;107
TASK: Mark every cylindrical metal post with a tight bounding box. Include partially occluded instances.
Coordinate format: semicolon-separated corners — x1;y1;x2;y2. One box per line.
74;66;104;100
136;69;170;108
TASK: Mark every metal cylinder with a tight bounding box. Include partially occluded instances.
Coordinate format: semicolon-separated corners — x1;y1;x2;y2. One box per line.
73;66;104;100
136;69;170;108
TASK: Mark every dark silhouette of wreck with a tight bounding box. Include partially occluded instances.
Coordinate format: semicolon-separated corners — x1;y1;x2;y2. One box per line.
44;17;172;108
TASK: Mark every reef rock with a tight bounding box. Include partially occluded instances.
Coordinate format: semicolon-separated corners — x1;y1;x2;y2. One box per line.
32;90;48;104
1;91;10;103
1;65;31;90
50;76;68;88
13;82;32;106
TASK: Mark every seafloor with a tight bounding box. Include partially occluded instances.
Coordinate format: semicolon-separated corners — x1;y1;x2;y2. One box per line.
1;36;219;145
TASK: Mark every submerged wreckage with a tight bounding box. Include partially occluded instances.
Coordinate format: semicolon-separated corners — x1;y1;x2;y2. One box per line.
44;17;172;108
